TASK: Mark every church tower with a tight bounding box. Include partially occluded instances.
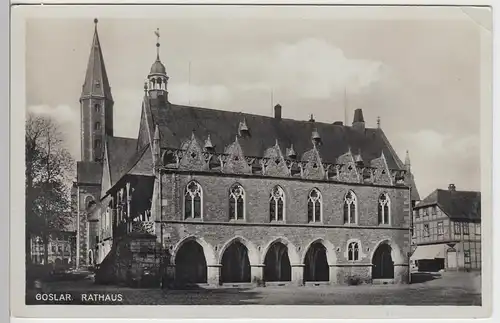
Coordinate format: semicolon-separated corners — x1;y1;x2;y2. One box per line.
80;18;114;162
146;28;169;101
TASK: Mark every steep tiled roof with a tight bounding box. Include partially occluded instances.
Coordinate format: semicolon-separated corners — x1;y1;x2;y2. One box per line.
415;189;481;221
106;136;138;186
148;97;402;169
77;161;102;185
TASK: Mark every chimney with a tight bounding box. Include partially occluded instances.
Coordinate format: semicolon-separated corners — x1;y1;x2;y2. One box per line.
333;121;344;126
352;108;365;132
448;184;456;191
274;104;282;120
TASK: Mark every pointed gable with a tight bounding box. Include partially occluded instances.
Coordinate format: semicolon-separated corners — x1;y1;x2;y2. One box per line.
262;140;289;177
100;143;112;198
223;137;251;174
337;148;360;183
301;145;325;180
80;20;113;102
370;152;393;185
178;133;206;171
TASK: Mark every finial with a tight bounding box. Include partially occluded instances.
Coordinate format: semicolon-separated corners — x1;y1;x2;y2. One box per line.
144;81;148;92
377;116;381;128
204;134;214;150
309;114;315;122
405;150;411;166
154;28;161;60
275;138;279;146
94;18;98;25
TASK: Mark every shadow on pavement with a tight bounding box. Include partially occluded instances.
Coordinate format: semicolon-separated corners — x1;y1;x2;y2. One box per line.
410;272;441;284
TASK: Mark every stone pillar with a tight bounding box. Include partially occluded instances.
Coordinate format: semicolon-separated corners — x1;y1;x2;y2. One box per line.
329;265;339;284
161;264;176;289
250;264;265;287
207;265;222;286
291;264;304;286
394;264;409;284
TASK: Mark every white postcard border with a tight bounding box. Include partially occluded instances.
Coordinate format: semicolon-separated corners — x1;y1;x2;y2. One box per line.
9;1;495;320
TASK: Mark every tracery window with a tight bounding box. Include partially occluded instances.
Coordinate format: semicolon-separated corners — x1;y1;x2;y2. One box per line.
348;241;360;261
307;188;322;223
184;181;202;219
229;184;245;220
378;193;390;224
269;186;285;222
343;191;357;224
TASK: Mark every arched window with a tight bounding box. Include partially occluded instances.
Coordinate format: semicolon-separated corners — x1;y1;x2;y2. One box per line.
94;139;101;149
229;184;245;220
348;242;359;261
94;103;101;113
94;122;101;130
378;193;390;224
184;181;202;219
343;191;357;224
307;188;322;223
269;186;285;222
85;196;95;210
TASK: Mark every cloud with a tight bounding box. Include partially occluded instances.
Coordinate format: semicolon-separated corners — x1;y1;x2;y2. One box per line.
396;129;480;197
235;38;390;100
27;104;81;159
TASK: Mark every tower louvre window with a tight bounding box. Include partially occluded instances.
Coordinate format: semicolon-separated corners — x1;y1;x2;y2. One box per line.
95;122;101;130
95;103;101;113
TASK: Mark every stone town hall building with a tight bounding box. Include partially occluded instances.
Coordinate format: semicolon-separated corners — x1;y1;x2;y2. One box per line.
74;20;420;287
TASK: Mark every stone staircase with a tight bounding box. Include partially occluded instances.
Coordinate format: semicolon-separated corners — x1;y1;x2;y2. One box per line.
94;233;161;287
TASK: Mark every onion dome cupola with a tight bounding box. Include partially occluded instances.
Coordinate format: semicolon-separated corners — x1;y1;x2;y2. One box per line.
147;28;169;99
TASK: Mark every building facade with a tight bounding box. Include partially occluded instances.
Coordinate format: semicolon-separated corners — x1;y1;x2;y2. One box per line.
411;184;481;272
73;20;420;287
29;231;76;268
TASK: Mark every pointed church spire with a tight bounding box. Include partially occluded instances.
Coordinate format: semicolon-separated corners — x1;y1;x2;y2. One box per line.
80;18;113;102
404;150;411;171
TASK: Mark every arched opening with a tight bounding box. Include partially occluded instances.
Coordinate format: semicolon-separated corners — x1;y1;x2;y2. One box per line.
264;242;291;282
372;243;394;279
221;241;251;283
175;240;207;284
304;242;329;282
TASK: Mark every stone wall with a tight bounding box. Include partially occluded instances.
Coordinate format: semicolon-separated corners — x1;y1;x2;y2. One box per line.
157;171;411;286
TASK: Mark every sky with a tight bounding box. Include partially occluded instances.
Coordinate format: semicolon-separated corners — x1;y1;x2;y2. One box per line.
25;6;491;198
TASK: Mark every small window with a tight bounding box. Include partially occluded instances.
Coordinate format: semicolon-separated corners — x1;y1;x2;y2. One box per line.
94;103;101;112
348;242;359;261
432;206;437;215
464;250;471;264
95;122;101;130
343;191;357;224
51;245;56;252
269;186;285;222
423;224;430;237
463;223;470;235
437;221;443;236
58;246;62;252
475;223;481;236
307;188;322;223
94;139;101;149
229;184;245;220
184;181;202;219
378;193;390;225
454;222;461;235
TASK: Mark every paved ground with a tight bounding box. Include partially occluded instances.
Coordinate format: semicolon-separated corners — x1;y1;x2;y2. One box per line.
26;271;481;306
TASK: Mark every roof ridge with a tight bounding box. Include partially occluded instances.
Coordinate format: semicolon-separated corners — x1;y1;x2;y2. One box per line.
170;103;377;129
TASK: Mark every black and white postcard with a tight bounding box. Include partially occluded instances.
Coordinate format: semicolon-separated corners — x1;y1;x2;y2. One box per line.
9;2;493;319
